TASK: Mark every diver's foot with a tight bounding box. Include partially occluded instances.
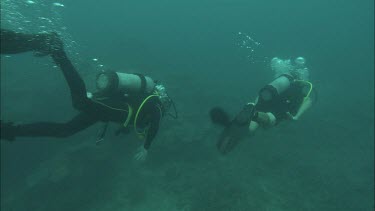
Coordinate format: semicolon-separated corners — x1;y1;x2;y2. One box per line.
217;121;245;154
233;103;255;126
0;121;16;141
209;107;231;127
33;32;63;57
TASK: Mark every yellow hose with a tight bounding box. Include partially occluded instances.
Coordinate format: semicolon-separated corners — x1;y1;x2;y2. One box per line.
134;95;160;138
295;80;313;100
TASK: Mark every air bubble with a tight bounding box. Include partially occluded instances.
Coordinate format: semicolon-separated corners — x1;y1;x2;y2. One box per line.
52;2;64;7
236;32;266;64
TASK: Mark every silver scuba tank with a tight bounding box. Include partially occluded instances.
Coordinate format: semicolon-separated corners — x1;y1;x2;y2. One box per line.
259;74;293;102
96;71;156;95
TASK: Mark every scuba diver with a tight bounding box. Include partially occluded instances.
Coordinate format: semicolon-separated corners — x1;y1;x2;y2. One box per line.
210;57;313;154
0;29;177;161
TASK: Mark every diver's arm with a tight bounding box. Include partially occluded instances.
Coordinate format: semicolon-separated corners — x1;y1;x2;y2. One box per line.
289;97;312;120
133;106;161;161
288;80;313;120
143;119;160;150
143;106;162;150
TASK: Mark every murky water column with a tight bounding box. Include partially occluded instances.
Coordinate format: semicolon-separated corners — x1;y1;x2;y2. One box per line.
0;0;81;66
236;31;268;64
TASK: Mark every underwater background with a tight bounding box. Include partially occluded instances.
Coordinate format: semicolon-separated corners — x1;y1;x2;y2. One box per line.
1;0;374;210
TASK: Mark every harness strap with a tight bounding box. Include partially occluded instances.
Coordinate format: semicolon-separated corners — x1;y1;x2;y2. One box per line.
133;73;147;94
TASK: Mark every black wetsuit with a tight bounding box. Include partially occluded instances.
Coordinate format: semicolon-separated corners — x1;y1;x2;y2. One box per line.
213;76;310;154
255;75;310;123
0;29;162;149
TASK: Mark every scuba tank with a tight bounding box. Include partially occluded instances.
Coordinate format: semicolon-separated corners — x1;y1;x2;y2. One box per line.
92;70;178;144
259;74;294;102
96;71;156;95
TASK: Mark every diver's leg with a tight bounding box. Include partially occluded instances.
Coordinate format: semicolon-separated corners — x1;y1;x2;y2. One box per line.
233;103;256;126
51;48;90;111
0;112;98;140
249;121;259;135
0;29;62;55
216;103;256;154
253;112;276;128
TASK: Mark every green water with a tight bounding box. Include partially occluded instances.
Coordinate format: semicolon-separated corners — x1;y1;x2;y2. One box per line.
1;0;374;210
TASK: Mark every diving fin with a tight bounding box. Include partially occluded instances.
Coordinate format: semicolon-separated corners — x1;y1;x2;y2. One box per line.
216;103;256;154
209;107;231;127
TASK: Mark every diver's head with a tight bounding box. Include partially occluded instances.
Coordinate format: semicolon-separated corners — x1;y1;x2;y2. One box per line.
270;57;282;71
271;57;293;78
154;84;173;114
294;57;306;68
291;57;310;80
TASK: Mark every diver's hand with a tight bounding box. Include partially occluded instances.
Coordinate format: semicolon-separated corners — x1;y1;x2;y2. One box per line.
286;112;298;121
134;146;148;162
34;32;63;57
